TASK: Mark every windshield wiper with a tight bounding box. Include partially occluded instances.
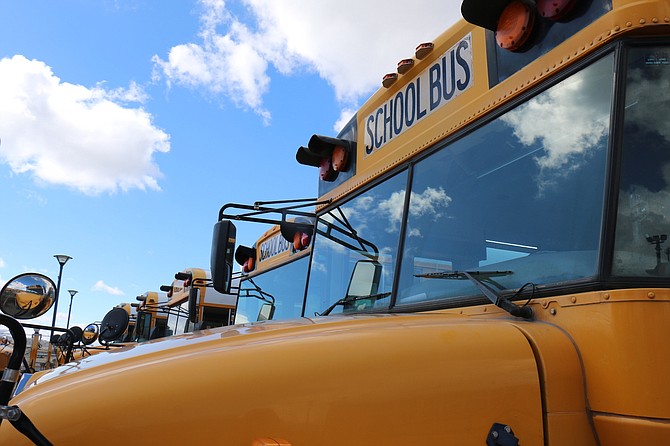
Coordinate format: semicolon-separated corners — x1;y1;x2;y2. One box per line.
415;270;533;319
319;292;392;316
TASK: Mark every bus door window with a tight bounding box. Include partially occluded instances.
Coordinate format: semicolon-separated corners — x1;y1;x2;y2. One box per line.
613;44;670;277
396;53;615;305
304;170;408;317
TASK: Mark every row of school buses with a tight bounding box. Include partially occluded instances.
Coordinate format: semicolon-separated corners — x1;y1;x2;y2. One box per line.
41;221;312;366
2;0;670;443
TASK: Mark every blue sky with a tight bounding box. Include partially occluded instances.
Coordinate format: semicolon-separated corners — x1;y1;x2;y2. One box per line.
0;0;461;334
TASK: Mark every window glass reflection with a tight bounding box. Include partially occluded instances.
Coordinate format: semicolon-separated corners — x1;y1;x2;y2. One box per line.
396;53;614;305
235;255;308;323
613;45;670;277
304;171;408;316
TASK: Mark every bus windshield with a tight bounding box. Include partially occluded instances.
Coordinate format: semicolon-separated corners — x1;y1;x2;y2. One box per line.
236;255;309;323
305;51;615;313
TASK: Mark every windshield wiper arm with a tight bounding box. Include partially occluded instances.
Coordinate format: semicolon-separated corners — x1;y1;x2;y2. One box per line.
415;270;533;319
319;292;392;316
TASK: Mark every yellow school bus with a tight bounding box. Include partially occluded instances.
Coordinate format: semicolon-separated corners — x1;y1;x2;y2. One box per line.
234;222;311;323
2;0;670;444
160;267;237;334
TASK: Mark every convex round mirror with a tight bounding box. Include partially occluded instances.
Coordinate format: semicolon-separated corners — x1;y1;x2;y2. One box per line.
82;323;99;345
0;273;56;319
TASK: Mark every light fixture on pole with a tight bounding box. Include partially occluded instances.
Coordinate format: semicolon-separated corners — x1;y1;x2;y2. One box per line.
66;289;78;329
50;254;72;339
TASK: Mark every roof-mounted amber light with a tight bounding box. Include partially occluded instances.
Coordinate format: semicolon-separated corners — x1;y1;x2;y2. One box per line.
382;72;398;88
295;135;355;182
397;58;414;74
415;42;434;59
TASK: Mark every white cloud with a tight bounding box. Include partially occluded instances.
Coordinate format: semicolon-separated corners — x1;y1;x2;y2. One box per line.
0;55;170;195
92;280;125;296
0;258;5;268
377;187;451;235
500;55;613;192
154;0;462;123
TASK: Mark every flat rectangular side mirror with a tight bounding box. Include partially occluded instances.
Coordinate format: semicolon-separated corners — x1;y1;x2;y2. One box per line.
188;287;199;324
347;260;382;297
211;220;237;294
258;303;275;322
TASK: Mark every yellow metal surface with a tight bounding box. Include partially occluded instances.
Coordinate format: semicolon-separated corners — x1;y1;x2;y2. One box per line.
1;314;544;445
444;288;670;443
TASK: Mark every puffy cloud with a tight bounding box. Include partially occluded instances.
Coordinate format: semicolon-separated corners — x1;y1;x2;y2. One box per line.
92;280;125;296
153;0;462;121
0;55;170;195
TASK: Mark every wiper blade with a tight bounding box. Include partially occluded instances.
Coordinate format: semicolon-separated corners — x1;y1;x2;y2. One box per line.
415;270;533;319
319;292;391;316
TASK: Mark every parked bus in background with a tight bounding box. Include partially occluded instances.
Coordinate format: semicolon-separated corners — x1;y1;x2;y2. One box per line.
160;267;237;334
2;0;670;444
234;222;311;323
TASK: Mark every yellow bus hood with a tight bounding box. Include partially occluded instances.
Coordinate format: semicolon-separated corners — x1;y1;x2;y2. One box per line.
3;313;555;445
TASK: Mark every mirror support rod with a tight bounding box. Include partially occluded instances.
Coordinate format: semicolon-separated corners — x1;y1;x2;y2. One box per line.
218;198;379;259
218;198;329;225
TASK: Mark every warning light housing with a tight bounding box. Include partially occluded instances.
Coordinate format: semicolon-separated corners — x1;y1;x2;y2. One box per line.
296;135;355;182
280;218;314;252
235;245;257;273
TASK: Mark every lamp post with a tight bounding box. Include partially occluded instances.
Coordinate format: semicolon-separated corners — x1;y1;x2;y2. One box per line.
66;289;78;329
50;254;72;339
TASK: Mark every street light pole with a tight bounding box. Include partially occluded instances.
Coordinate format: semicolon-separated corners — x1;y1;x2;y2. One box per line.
50;254;72;339
66;289;78;329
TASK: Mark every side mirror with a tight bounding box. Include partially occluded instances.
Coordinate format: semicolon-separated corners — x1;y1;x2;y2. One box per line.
188;287;199;324
98;307;130;343
211;220;237;294
82;323;99;345
0;273;56;319
347;260;382;298
257;303;275;322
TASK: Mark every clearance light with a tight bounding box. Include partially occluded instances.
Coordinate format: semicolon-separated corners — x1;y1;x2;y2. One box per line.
382;72;398;88
496;0;535;51
536;0;577;20
296;135;354;182
235;245;257;273
397;58;414;74
415;42;434;59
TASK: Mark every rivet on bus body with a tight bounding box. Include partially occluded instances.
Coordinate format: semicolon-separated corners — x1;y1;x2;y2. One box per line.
550;308;557;315
614;25;620;31
626;22;632;27
639;19;646;24
648;292;655;299
571;296;577;303
603;293;610;300
652;17;658;23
